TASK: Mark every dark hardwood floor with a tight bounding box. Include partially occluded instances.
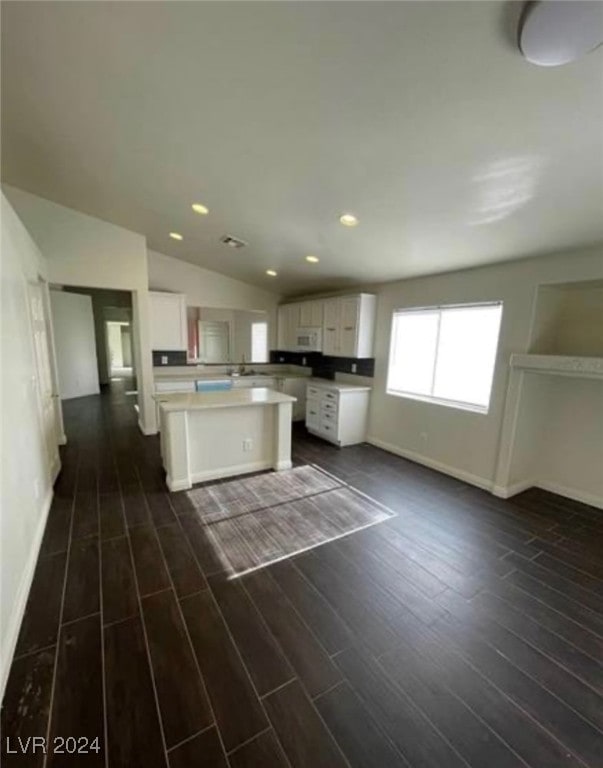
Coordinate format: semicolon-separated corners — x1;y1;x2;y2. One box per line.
2;379;603;767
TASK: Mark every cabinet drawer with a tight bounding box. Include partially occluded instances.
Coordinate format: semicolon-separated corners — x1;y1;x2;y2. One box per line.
319;420;337;438
307;385;322;399
321;410;337;425
306;403;320;430
321;390;338;403
321;399;338;413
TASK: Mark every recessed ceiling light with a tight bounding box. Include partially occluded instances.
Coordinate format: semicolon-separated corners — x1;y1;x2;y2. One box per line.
305;255;320;263
169;232;183;241
518;0;603;67
266;269;278;277
192;203;209;215
339;213;359;227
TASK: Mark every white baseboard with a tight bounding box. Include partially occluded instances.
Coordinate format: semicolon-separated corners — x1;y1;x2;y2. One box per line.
51;455;61;484
166;475;190;492
536;480;603;511
275;460;293;471
491;479;535;499
366;436;491;491
366;437;602;512
167;460;274;492
0;487;54;700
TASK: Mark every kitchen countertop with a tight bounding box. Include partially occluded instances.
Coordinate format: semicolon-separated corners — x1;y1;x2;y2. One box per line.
155;387;296;412
306;378;372;393
153;368;311;382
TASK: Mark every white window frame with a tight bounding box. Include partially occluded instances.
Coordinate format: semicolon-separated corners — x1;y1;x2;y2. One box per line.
386;301;503;414
251;320;269;363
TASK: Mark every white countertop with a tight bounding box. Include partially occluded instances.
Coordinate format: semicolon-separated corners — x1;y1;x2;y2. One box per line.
307;378;372;393
153;368;311;382
155;387;297;412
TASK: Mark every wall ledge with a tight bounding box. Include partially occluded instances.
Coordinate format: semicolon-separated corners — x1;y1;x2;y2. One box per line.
511;354;603;380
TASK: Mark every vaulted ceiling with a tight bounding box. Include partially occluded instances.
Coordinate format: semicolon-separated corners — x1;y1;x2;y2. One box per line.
2;1;602;295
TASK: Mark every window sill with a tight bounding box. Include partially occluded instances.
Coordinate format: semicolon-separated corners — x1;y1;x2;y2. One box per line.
386;389;489;415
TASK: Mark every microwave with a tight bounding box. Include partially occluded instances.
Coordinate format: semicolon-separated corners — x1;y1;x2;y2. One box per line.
295;327;322;352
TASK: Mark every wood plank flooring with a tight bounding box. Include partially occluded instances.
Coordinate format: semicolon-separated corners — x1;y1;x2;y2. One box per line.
2;378;602;767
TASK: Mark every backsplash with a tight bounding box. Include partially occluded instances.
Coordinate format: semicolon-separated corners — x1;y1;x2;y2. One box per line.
270;350;374;379
152;350;188;366
153;349;374;378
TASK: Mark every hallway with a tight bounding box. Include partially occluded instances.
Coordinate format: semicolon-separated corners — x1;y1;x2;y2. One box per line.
2;382;603;767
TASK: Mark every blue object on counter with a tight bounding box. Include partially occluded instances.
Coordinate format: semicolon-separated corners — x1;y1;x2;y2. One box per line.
195;379;233;392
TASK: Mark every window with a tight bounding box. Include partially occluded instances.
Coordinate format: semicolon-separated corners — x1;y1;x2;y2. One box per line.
387;302;503;412
251;321;268;363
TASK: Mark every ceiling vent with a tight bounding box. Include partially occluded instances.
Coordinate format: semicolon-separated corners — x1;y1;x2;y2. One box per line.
220;235;248;249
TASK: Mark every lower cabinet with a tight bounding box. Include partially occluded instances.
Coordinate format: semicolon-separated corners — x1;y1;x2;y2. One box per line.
277;378;307;421
305;383;371;446
232;377;276;390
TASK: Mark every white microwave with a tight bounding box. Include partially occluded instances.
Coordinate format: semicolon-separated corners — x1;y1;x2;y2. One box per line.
295;327;322;352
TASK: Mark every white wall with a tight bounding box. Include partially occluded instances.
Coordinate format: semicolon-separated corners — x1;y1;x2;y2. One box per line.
148;250;280;348
367;246;603;495
3;186;156;432
535;377;603;504
0;192;55;696
50;290;100;399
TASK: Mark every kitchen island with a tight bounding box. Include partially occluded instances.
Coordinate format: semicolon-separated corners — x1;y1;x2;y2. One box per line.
156;387;296;491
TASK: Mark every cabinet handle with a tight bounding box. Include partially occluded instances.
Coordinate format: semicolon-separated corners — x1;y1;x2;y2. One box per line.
326;327;336;331
344;326;354;331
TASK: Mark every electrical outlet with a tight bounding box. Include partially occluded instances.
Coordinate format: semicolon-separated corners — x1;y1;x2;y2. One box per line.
351;362;357;374
279;356;284;362
420;431;428;442
302;356;307;367
242;438;253;452
161;355;168;365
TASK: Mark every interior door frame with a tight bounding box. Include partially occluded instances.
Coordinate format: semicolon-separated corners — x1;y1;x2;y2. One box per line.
40;279;66;445
27;277;64;485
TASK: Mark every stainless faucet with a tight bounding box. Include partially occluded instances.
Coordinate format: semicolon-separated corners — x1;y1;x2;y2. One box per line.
238;355;246;375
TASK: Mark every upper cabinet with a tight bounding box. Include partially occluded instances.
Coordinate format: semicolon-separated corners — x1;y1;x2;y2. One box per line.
149;291;187;351
278;293;376;358
299;300;324;328
277;303;300;351
323;294;376;358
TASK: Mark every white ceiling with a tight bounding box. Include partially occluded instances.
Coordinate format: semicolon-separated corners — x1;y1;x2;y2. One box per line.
2;1;602;296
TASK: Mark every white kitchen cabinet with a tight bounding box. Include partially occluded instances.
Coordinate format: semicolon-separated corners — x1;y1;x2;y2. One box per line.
299;300;323;328
277;304;300;351
149;291;187;351
305;382;371;446
322;299;340;356
155;380;195;394
322;294;377;358
277;377;307;421
232;377;276;390
278;293;376;356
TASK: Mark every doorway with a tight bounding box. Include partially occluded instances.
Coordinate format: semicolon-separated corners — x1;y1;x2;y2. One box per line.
49;286;137;406
106;320;133;378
